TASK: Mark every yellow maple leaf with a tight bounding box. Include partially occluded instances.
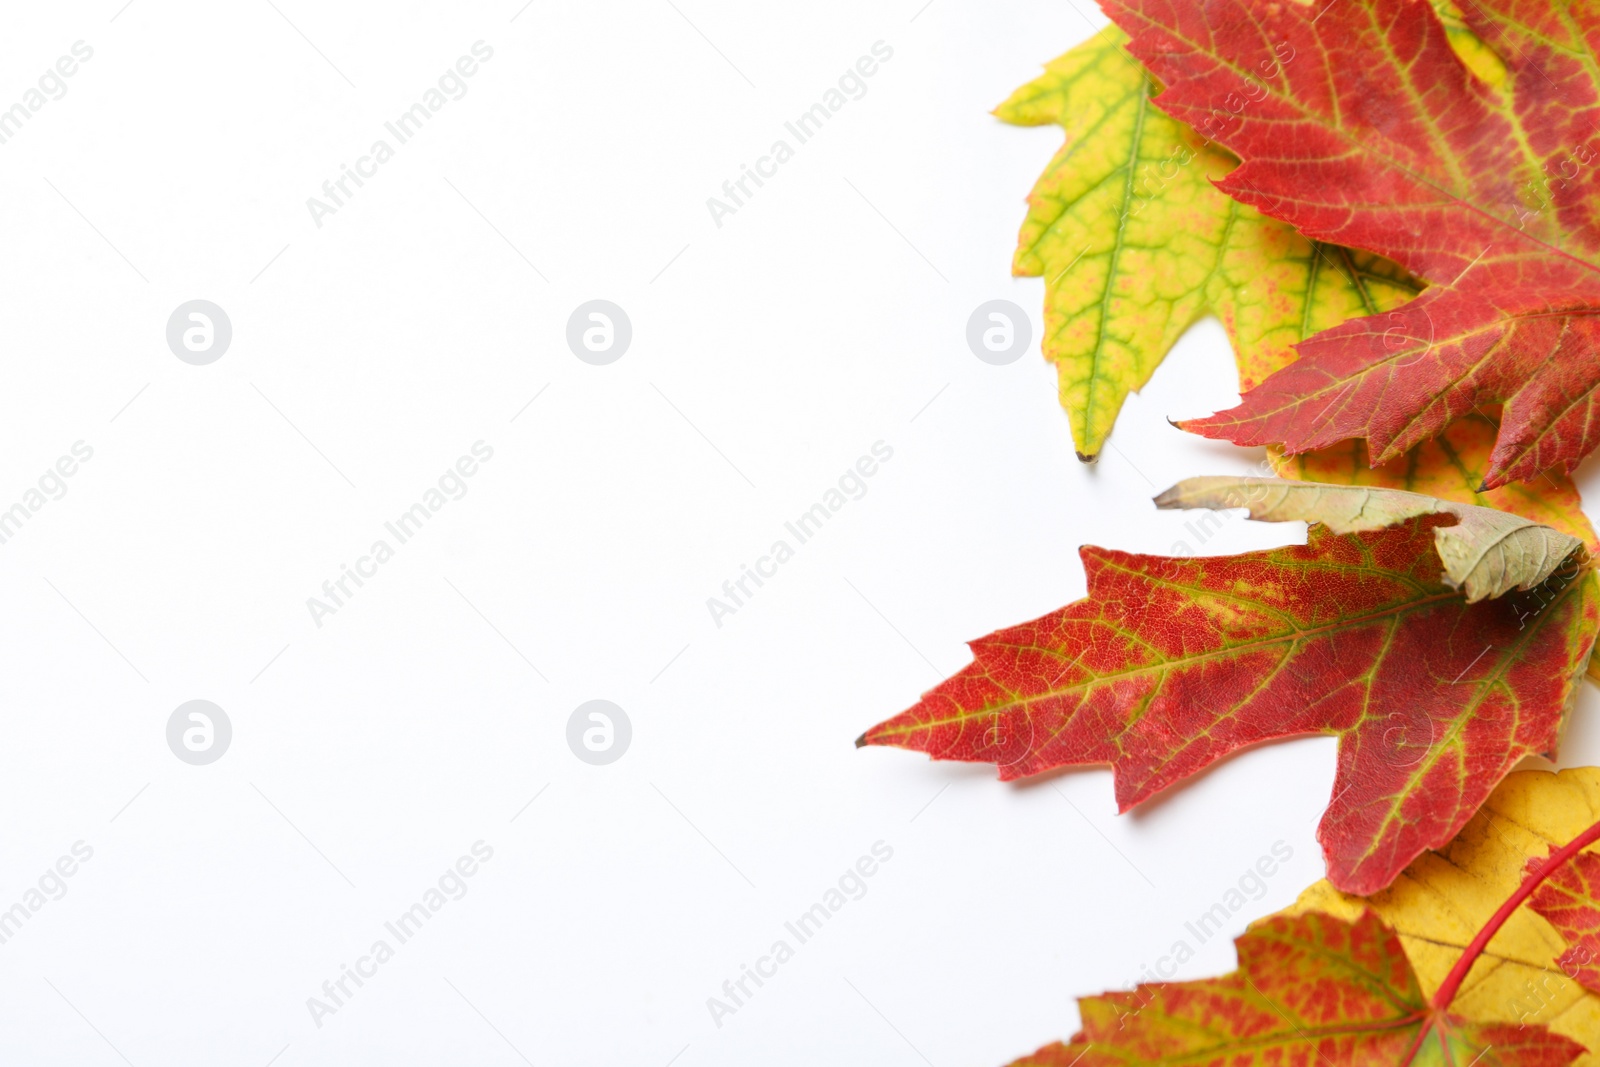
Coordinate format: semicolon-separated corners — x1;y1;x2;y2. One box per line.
1290;768;1600;1062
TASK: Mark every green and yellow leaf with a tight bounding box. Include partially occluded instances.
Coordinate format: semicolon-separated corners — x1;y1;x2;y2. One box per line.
996;28;1417;460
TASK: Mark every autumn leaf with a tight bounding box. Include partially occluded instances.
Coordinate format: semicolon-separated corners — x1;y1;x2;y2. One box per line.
1102;0;1600;488
996;27;1417;460
1268;410;1600;702
1527;847;1600;997
1006;910;1585;1067
858;484;1599;894
1295;768;1600;1060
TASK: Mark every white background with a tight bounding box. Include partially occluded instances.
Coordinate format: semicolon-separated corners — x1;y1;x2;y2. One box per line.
1;2;1598;1065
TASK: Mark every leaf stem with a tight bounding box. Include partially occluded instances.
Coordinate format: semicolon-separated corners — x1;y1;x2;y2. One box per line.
1431;813;1600;1011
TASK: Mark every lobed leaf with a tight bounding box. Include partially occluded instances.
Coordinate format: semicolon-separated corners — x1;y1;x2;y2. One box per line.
859;512;1600;894
1101;0;1600;487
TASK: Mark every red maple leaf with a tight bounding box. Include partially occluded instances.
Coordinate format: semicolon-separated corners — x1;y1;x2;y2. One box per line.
1527;847;1600;993
1103;0;1600;489
859;496;1598;895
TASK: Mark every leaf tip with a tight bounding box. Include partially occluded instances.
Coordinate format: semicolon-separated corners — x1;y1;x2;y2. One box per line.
1075;450;1098;464
854;731;871;749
